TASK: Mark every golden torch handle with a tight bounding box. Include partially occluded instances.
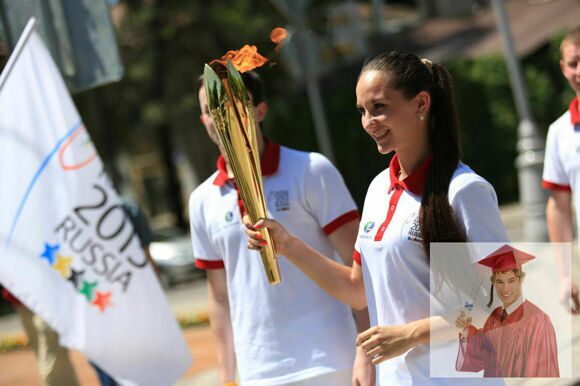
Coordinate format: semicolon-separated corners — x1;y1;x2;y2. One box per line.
203;62;281;285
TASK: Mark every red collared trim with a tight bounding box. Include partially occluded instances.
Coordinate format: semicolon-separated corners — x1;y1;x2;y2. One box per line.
195;259;225;270
261;141;280;176
374;186;404;241
353;250;362;265
212;140;281;187
1;289;22;306
541;180;572;192
570;97;580;125
388;154;431;195
213;141;280;216
322;210;360;235
231;180;247;217
374;154;431;241
212;156;229;187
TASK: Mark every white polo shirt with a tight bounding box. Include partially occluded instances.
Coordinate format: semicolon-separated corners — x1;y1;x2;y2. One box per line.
189;142;359;386
543;97;580;238
354;154;508;385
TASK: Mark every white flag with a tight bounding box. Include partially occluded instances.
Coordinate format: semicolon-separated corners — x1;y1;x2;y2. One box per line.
0;19;192;386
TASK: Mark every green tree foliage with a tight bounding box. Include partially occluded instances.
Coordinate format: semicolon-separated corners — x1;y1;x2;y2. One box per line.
77;1;286;180
448;57;520;203
448;33;570;204
74;1;575;220
74;1;290;223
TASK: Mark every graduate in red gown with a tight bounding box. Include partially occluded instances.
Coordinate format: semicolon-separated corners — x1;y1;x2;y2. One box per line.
455;245;560;377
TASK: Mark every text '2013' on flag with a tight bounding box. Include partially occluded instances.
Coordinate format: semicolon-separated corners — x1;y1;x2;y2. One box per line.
0;18;191;386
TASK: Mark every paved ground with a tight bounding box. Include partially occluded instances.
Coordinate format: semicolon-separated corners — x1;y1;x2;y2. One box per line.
0;278;218;386
0;325;217;386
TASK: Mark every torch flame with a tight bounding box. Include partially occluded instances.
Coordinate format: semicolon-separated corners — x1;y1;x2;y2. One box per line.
210;44;268;73
209;27;288;74
270;27;288;51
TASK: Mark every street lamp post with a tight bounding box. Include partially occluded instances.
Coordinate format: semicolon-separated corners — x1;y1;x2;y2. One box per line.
490;0;548;241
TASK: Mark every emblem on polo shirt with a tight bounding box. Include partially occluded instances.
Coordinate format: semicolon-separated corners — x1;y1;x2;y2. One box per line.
268;190;290;212
363;221;375;233
405;214;423;242
359;221;375;239
225;211;234;222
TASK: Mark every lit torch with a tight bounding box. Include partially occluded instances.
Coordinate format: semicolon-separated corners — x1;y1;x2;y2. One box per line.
203;39;285;285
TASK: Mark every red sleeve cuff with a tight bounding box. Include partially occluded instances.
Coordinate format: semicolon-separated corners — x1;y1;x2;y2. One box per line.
541;180;571;192
322;210;360;235
1;289;22;306
195;259;225;270
353;250;361;265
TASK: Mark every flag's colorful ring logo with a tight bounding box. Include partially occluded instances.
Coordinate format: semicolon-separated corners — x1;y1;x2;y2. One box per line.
6;122;83;249
58;125;97;171
363;221;375;233
225;211;233;222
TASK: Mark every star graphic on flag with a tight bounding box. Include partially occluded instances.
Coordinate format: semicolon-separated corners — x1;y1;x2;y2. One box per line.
52;254;73;278
40;243;60;265
92;291;113;312
67;269;84;289
79;280;98;302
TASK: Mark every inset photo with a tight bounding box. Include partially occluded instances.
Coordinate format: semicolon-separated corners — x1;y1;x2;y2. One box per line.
429;242;572;379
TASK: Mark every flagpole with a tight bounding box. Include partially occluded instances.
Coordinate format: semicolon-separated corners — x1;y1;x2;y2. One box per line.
0;17;36;93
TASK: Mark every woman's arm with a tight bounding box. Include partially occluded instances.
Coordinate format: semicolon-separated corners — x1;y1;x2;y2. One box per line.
356;315;464;365
355;317;431;365
245;217;367;310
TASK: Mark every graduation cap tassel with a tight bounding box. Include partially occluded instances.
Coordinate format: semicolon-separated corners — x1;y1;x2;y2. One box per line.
487;283;494;308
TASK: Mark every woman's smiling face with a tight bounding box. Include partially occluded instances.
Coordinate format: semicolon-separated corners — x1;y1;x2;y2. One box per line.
355;70;427;155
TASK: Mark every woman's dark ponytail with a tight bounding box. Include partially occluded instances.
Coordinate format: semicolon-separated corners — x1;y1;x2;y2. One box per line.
360;52;467;257
419;63;467;255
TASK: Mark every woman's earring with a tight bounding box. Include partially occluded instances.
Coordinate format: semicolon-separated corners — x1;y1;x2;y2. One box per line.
419;115;425;121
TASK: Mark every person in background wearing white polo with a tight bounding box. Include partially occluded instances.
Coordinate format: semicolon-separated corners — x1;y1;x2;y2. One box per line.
245;51;508;385
191;70;373;386
542;26;580;316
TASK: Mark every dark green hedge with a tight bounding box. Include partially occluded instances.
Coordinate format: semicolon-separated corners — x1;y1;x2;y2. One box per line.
448;31;572;204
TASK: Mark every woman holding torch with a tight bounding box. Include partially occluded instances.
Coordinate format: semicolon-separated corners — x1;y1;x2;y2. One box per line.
245;51;509;385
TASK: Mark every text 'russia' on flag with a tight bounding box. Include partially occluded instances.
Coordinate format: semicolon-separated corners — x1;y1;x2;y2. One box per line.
0;18;192;386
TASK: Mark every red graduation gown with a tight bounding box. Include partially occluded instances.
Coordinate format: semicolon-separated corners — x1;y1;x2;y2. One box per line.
456;300;559;377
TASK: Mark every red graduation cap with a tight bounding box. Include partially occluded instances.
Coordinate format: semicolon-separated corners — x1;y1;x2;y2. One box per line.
478;244;535;272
